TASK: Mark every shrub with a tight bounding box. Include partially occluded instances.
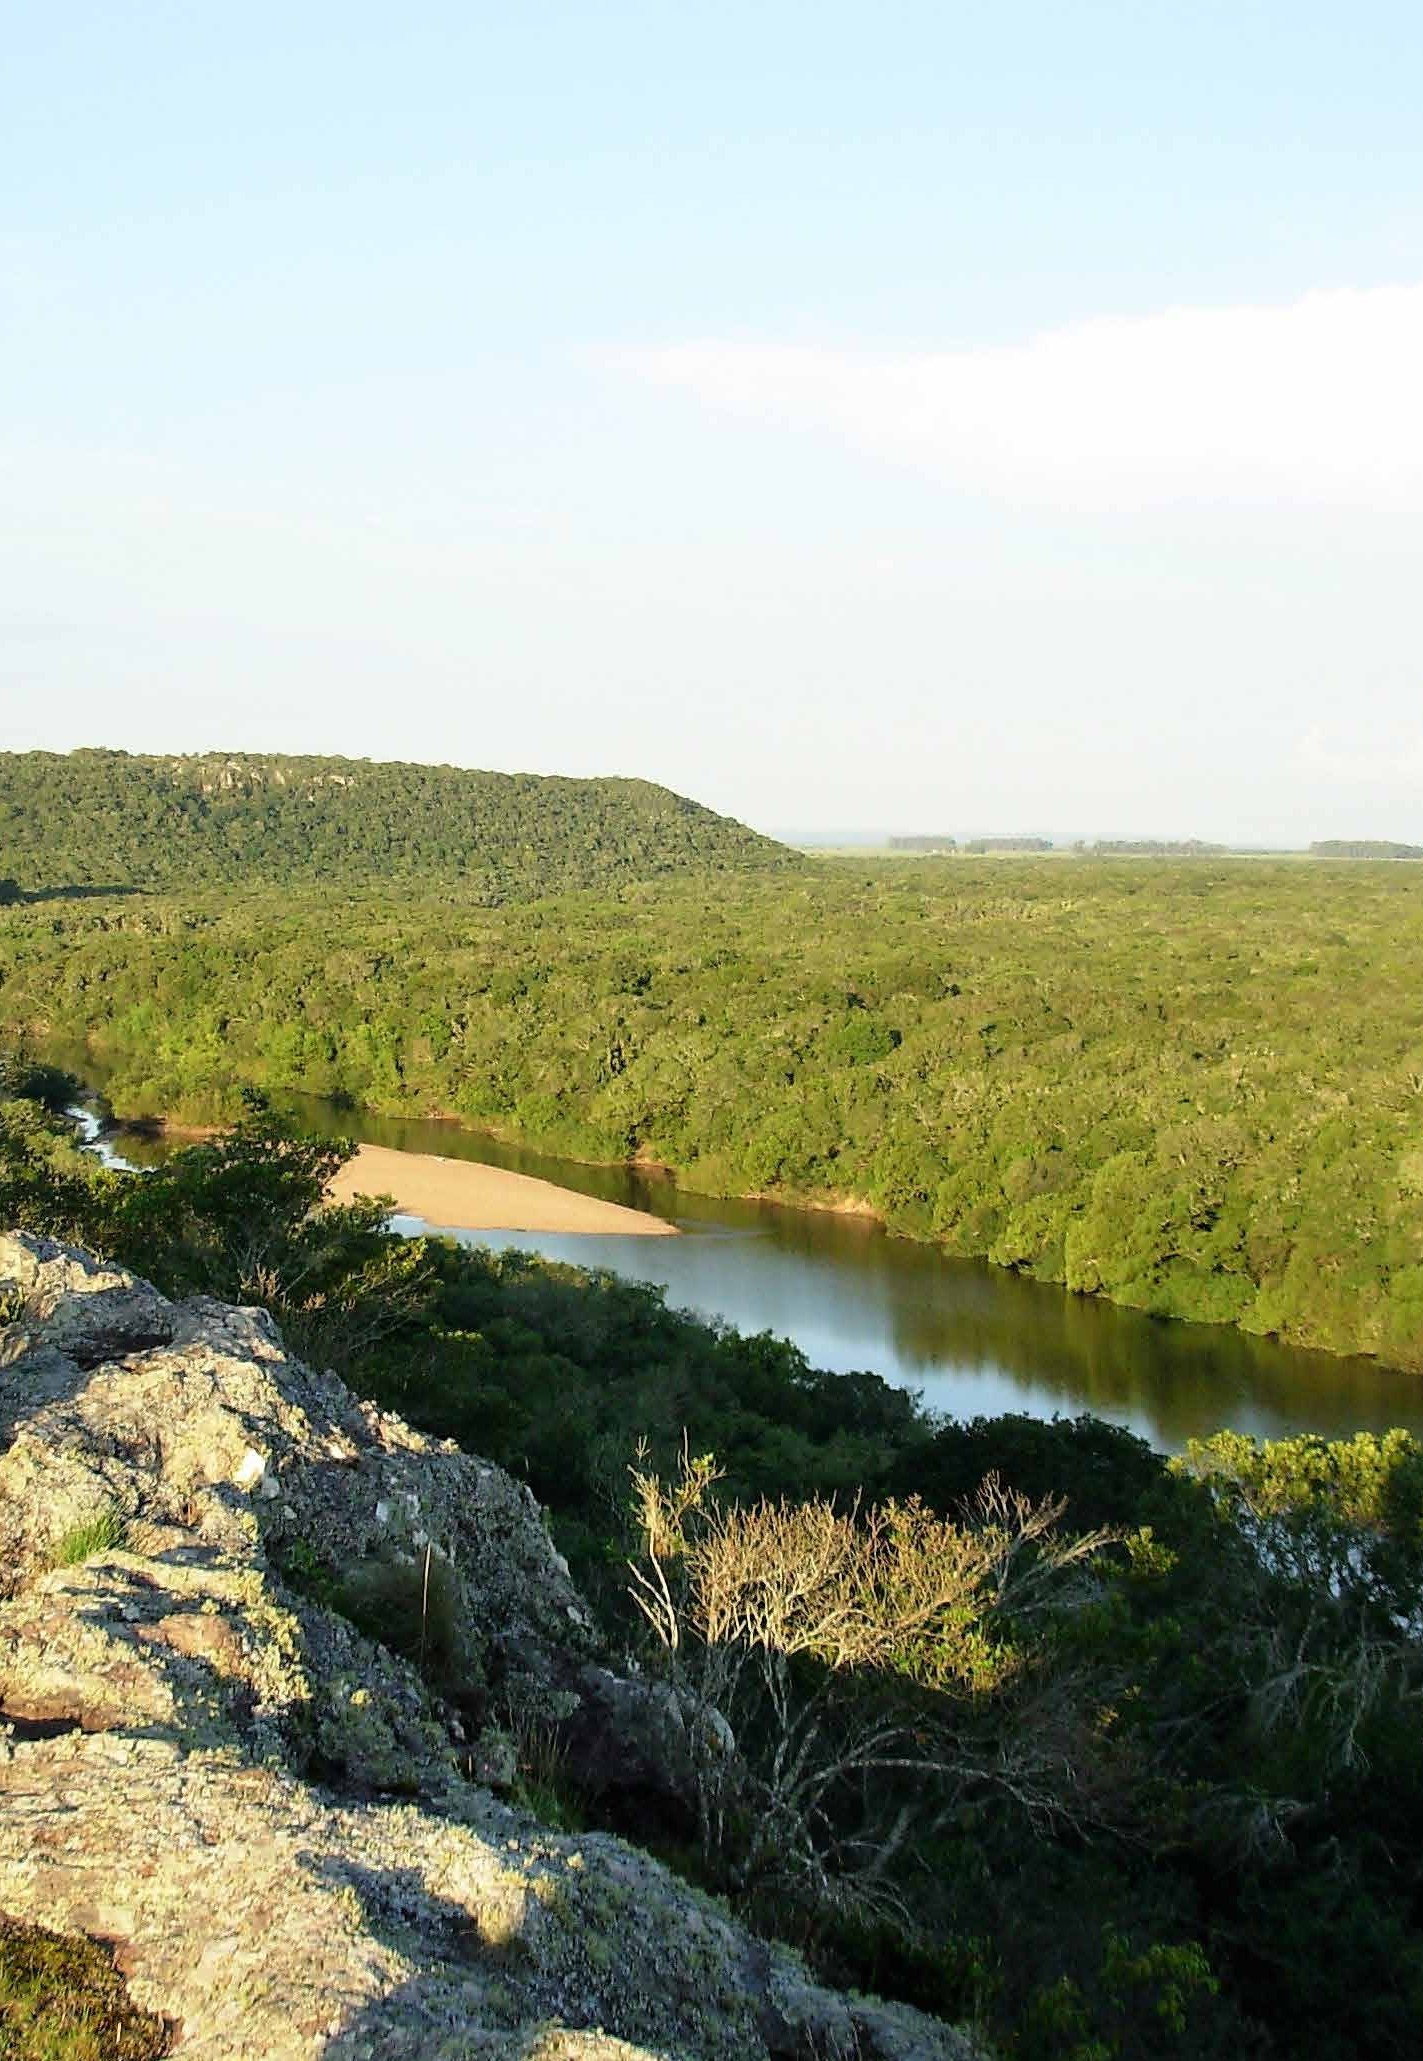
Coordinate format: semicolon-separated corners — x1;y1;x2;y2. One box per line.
628;1449;1120;1915
330;1547;481;1707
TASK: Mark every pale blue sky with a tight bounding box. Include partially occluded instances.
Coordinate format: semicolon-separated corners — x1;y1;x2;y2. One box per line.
4;3;1422;840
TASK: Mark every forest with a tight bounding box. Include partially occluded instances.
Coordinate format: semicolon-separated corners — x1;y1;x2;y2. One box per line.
1;855;1420;1366
0;748;789;897
4;1071;1423;2060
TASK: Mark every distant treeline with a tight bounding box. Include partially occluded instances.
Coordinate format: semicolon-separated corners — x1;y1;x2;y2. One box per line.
889;839;1423;860
1311;840;1423;861
889;837;1265;858
967;835;1054;853
1075;839;1228;856
0;749;791;900
888;835;1054;853
5;856;1423;1367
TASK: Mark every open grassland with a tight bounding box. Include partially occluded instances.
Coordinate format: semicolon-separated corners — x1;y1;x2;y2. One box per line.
2;856;1421;1364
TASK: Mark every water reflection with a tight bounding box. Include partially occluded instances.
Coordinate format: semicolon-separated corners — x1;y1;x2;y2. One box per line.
74;1077;1423;1452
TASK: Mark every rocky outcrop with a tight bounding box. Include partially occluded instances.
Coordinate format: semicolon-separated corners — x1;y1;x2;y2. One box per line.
0;1233;979;2060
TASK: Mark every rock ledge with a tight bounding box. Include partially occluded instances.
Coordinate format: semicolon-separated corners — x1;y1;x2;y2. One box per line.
0;1233;977;2060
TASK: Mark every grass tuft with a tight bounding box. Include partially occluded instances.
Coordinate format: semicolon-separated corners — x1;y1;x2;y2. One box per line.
52;1507;130;1568
0;1913;171;2059
333;1549;472;1694
509;1717;586;1834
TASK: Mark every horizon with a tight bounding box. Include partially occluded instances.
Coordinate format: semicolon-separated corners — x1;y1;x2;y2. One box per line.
0;740;1410;854
4;4;1422;844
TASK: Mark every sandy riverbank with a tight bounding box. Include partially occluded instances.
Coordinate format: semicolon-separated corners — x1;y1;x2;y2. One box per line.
326;1142;679;1236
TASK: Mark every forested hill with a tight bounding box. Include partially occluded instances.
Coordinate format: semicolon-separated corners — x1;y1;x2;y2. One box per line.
0;749;791;897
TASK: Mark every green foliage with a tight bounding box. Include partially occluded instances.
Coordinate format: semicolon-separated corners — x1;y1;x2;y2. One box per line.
52;1506;130;1567
349;1239;925;1597
0;1098;115;1251
887;1413;1185;1537
277;1531;487;1723
0;748;790;899
1020;1932;1220;2061
0;1055;76;1113
328;1549;478;1706
4;853;1422;1362
0;1081;438;1382
273;1536;342;1610
0;1914;170;2059
507;1717;587;1834
7;1057;1423;2056
1179;1426;1423;1609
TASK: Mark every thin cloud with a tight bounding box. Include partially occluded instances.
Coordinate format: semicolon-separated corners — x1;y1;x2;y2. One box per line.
612;284;1423;511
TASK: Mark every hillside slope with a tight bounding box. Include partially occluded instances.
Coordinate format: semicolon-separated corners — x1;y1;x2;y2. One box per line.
0;749;790;898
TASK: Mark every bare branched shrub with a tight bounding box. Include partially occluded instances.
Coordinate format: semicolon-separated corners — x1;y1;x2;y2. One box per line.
627;1438;724;1652
627;1448;1120;1915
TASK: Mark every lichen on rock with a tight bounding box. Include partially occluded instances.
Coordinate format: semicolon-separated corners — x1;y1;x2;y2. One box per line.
0;1232;980;2059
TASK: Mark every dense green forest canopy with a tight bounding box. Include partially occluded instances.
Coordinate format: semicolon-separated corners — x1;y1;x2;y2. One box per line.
5;1082;1423;2060
0;748;791;898
2;855;1421;1366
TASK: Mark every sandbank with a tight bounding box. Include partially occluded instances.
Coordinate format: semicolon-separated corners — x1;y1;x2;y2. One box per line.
327;1142;678;1236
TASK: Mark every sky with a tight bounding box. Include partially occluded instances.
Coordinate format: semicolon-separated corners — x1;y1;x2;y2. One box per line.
3;2;1422;843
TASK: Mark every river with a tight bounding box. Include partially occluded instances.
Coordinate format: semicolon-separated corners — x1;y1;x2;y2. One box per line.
77;1083;1423;1454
